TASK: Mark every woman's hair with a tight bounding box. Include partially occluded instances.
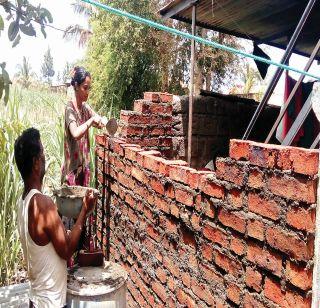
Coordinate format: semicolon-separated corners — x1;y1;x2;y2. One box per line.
71;66;91;88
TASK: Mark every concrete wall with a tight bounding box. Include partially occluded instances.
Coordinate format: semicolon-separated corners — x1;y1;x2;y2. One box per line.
94;92;318;308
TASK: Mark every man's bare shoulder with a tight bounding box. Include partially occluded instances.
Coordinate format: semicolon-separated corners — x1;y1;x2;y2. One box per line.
30;193;57;214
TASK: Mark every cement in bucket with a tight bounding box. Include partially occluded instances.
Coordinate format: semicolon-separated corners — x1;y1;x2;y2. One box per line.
67;261;127;308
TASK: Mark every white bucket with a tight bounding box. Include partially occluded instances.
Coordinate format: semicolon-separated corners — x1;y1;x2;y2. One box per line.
67;262;127;308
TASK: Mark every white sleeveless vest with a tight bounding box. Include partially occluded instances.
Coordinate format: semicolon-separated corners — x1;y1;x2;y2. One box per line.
18;189;67;307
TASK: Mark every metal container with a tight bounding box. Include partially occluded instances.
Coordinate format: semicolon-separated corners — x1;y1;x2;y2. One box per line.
53;186;99;219
67;262;127;308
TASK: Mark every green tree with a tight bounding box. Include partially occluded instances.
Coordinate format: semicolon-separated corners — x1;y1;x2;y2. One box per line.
41;47;55;85
15;57;34;89
0;1;52;100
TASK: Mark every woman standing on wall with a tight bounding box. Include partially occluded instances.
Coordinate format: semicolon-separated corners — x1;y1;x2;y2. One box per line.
61;66;103;187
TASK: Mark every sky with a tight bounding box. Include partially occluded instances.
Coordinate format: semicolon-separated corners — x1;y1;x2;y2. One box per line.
0;0;88;82
0;1;319;100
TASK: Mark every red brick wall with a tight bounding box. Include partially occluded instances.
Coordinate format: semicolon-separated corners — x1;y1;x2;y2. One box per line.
95;93;318;307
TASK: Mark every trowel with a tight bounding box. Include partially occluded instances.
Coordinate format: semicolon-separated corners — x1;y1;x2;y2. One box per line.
101;117;118;136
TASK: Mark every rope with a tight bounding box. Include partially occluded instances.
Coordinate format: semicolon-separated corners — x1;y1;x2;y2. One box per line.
81;0;320;81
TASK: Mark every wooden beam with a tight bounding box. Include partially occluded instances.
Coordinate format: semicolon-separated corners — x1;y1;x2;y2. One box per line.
161;0;198;19
187;5;196;165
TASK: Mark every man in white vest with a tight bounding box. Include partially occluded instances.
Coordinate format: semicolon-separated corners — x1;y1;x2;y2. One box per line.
14;127;96;308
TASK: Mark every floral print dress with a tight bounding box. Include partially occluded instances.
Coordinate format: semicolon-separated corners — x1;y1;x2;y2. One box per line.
61;101;93;187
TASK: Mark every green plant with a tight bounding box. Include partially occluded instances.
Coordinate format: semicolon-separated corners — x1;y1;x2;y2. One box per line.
0;89;28;286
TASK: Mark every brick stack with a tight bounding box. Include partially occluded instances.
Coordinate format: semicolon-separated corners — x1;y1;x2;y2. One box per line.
95;92;318;308
119;92;174;158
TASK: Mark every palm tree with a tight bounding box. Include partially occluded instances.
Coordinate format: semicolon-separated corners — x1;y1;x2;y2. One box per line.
63;1;95;47
15;57;35;89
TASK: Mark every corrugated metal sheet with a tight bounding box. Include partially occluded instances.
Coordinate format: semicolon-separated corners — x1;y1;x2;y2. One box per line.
160;0;320;59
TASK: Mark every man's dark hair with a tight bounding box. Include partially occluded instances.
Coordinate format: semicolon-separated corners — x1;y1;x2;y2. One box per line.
14;128;41;181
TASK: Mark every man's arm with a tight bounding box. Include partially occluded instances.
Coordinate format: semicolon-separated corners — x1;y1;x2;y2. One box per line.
43;191;96;260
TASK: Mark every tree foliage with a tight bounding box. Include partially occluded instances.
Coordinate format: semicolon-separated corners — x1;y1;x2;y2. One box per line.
83;0;243;112
0;1;52;100
41;47;55;85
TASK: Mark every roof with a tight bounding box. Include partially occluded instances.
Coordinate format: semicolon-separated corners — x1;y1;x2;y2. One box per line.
159;0;320;59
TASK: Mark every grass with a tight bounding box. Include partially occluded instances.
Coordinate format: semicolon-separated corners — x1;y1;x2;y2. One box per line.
0;85;113;286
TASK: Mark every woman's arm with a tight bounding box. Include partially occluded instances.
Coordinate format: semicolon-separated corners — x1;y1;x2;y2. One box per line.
85;103;103;129
69;116;97;140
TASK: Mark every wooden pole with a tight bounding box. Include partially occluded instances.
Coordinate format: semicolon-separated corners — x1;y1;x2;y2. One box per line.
188;5;196;165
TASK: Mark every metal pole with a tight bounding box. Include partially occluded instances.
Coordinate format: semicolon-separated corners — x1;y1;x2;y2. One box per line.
242;0;317;140
187;5;196;165
265;39;320;143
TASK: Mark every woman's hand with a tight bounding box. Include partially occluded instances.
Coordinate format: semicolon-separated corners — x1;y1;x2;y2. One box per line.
82;189;97;215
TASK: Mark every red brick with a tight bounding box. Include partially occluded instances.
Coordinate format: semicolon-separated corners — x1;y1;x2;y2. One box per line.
146;225;161;242
245;267;262;292
276;147;292;170
151;281;167;303
142;155;162;173
136;150;160;165
230;235;245;256
247;219;264;241
167;276;176;292
216;159;246;186
181;272;191;288
289;147;319;176
163;256;180;278
131;166;147;184
201;243;213;261
176;289;196;308
187;170;212;189
164;217;178;234
228;188;243;209
159;159;188;177
170;203;179;218
243;293;265;308
175;186;194;207
286;207;315;233
191;279;215;306
95;134;107;147
248;192;281;221
120;110;151;125
200;176;225;199
191;213;201;231
203;222;229;248
247;242;282;276
266;227;314;261
109;138;125;156
121;125;146;136
227;283;241;305
144;92;173;103
264;278;311;308
134;100;173;115
249;142;277;168
285;261;313;291
202;197;215;218
267;173;316;203
150;177;165;195
218;209;246;234
169;165;192;184
229;139;250;160
154;195;170;214
149;126;165;136
155;267;167;284
248;168;265;189
199;263;224;286
215;251;243;277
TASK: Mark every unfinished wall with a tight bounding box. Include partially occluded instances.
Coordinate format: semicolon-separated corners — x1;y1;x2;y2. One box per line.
172;93;280;169
95;92;318;308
